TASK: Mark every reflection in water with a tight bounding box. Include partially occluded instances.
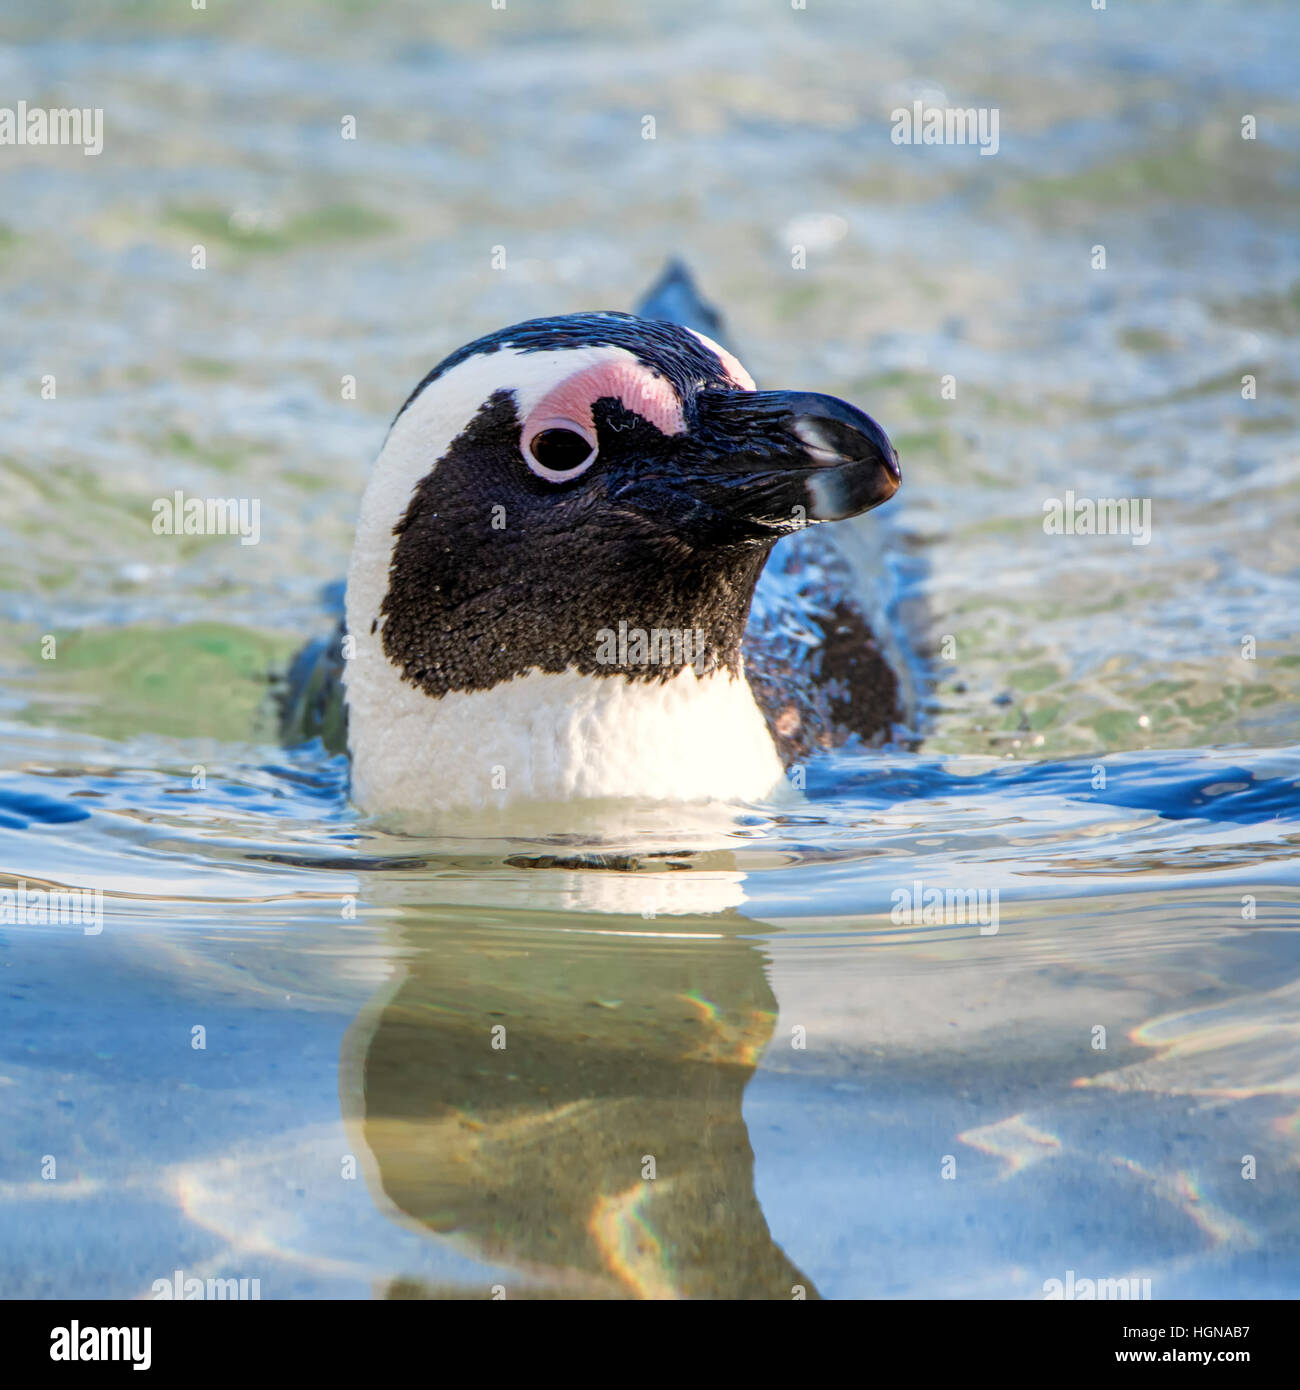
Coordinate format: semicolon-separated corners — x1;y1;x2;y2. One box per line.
342;901;817;1299
1;748;1297;1297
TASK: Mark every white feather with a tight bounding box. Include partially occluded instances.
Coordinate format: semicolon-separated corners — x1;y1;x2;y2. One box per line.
347;662;783;818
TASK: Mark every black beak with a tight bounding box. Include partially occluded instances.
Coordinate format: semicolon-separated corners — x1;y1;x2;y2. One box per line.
686;388;900;535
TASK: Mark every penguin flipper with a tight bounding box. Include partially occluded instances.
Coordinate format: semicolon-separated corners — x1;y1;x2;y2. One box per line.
742;534;903;765
276;585;348;753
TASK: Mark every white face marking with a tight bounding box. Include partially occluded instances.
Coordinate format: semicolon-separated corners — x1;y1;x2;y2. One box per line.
347;344;654;654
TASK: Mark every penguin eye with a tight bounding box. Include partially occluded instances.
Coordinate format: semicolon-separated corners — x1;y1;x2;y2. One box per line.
531;429;592;470
521;418;598;483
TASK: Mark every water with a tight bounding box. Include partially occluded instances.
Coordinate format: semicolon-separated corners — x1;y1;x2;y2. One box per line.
2;0;1298;1299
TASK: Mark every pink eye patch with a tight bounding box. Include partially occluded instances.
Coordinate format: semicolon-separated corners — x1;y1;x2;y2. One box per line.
517;344;757;482
524;358;687;445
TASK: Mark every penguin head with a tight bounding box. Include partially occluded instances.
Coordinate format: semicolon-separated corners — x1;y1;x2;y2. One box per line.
347;312;899;700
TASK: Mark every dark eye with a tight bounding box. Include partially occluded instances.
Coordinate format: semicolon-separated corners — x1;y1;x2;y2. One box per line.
529;428;594;473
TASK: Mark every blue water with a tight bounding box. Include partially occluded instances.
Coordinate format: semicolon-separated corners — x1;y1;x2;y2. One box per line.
3;737;1297;1297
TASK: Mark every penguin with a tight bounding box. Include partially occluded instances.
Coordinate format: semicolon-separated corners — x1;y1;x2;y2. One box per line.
281;263;901;818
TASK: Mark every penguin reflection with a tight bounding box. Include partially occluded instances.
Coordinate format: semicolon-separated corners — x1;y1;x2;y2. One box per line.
340;872;816;1300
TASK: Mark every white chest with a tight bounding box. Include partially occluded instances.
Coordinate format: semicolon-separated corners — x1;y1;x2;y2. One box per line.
343;643;784;818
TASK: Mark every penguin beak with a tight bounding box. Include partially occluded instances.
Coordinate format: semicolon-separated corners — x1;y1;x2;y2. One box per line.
687;388;900;533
